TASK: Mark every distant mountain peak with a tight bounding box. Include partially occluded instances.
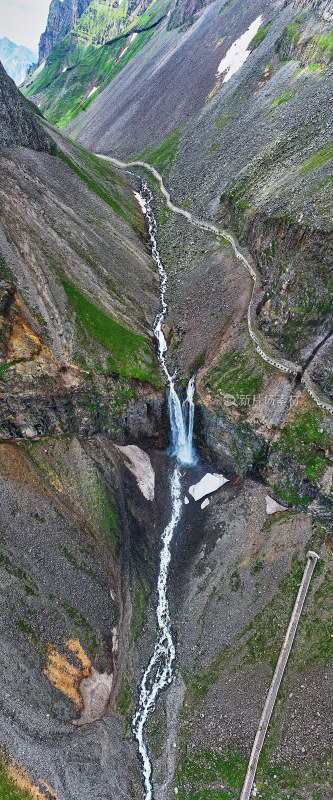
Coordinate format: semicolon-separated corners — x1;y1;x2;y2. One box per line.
0;37;36;85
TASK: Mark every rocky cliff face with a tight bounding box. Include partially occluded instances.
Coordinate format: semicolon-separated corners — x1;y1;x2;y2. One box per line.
295;0;333;23
0;63;162;440
39;0;92;62
22;0;169;130
0;48;171;800
0;434;174;799
0;61;55;151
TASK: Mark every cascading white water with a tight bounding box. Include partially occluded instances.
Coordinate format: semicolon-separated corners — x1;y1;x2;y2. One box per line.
132;184;196;800
134;184;196;465
132;466;182;800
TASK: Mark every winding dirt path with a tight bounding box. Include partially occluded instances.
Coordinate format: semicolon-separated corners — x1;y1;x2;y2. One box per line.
96;154;333;416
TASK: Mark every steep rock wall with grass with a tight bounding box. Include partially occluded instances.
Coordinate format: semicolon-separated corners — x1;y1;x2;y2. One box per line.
0;112;165;439
39;0;92;62
23;0;168;130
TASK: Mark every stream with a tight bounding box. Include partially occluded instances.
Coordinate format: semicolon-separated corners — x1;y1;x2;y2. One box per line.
132;183;196;800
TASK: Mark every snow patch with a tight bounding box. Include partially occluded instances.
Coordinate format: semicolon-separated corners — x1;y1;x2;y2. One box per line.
201;498;209;510
265;495;288;515
119;31;138;59
115;444;155;500
217;14;262;83
87;85;98;98
189;473;229;502
184;496;189;505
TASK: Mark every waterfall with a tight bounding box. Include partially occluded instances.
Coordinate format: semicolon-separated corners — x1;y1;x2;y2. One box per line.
132;183;196;800
134;184;196;464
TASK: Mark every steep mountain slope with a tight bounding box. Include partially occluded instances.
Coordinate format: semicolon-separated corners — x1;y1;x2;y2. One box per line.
22;0;168;129
0;60;164;439
0;62;54;152
1;1;333;799
39;0;92;62
66;0;333;491
0;38;36;85
0;58;168;800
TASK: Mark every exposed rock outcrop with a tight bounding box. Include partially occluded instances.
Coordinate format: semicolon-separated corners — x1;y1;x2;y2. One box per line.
295;0;333;23
39;0;91;62
0;61;54;152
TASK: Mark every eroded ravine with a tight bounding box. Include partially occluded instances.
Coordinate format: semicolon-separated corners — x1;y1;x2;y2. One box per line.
132;183;196;800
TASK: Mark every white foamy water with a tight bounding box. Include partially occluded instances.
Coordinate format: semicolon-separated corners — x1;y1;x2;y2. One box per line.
132;466;182;800
132;184;196;800
217;14;262;82
137;184;196;465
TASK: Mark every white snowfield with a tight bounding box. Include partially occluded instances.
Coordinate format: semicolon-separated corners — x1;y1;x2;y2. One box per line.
87;86;98;98
115;444;155;500
189;472;229;502
217;15;262;82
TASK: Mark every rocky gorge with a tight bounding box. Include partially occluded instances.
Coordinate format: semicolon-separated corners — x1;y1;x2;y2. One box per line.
0;0;332;798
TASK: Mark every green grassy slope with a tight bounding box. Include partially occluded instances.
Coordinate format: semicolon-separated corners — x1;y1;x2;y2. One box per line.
22;0;168;130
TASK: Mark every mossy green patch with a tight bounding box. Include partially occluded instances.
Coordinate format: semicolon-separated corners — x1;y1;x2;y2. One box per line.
252;20;272;46
285;21;301;44
175;745;247;800
60;598;100;654
143;127;182;177
255;753;333;799
272;473;312;508
315;26;333;63
147;700;167;758
300;141;333;176
57;149;142;231
0;763;32;800
205;347;265;408
250;557;264;574
0;253;14;282
59;544;91;574
117;675;133;720
267;88;295;115
15;620;40;649
61;276;160;385
85;474;121;551
290;569;333;670
278;409;330;485
0;549;39;596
